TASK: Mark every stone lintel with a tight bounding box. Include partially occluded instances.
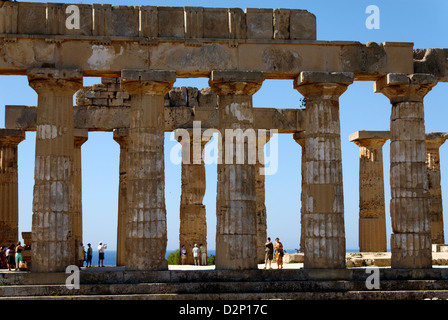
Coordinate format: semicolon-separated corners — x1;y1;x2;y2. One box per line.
5;105;304;133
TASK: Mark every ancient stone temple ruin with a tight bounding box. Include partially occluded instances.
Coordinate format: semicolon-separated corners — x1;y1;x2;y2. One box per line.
1;1;448;273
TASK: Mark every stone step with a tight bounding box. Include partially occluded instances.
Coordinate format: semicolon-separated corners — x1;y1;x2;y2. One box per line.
2;279;448;298
2;289;448;301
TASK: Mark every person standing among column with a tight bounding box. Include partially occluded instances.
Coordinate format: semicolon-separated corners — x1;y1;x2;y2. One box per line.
209;70;265;270
27;68;83;272
294;71;353;269
375;73;437;268
121;69;175;271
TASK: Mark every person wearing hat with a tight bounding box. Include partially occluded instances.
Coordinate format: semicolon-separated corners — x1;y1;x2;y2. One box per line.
98;241;107;267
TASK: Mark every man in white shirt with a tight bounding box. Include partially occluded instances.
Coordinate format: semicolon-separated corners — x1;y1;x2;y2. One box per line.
192;244;200;266
98;242;107;267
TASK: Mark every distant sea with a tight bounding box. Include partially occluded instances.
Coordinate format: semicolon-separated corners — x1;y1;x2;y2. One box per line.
93;248;362;266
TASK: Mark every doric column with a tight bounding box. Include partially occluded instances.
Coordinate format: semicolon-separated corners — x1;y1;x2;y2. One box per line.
0;129;25;247
292;131;306;254
255;131;272;263
425;132;448;245
209;70;265;270
121;69;175;271
294;71;353;269
349;131;389;252
27;68;83;272
375;73;437;268
177;129;211;265
113;128;128;266
73;129;88;262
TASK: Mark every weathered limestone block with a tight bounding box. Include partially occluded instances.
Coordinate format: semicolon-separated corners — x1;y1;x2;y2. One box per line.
349;131;389;252
0;129;25;247
209;70;265;270
425;132;448;244
294;71;353;269
121;69;175;271
27;68;83;272
375;73;438;268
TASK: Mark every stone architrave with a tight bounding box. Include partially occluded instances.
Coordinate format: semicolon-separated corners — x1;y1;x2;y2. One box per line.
113;128;128;266
425;132;448;245
294;71;353;269
0;129;25;247
27;68;83;272
73;129;88;264
292;132;306;254
375;73;437;268
177;129;211;265
121;69;175;271
349;131;389;252
209;70;265;270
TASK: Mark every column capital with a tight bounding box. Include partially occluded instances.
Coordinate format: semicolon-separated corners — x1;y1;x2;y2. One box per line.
349;131;390;148
113;128;129;146
74;129;88;147
292;131;306;147
209;70;265;96
27;68;83;94
425;132;448;150
0;129;25;146
374;73;437;103
120;69;176;95
294;71;354;99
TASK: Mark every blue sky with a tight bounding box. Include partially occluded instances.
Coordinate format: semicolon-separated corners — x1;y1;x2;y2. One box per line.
1;0;447;252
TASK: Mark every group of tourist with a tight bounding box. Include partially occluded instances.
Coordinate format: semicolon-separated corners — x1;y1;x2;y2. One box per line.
0;242;26;271
77;242;107;267
180;243;207;266
264;237;284;269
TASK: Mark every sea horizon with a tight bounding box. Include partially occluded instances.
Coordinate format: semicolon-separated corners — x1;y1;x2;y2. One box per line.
89;248;371;266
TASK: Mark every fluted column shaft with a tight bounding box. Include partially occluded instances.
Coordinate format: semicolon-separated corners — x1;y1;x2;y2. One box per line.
28;68;83;272
425;133;448;245
177;130;211;265
255;133;271;263
292;132;306;254
209;71;265;270
113;128;128;266
351;135;388;252
121;70;175;271
73;129;88;262
0;129;25;247
294;71;353;269
375;73;437;268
